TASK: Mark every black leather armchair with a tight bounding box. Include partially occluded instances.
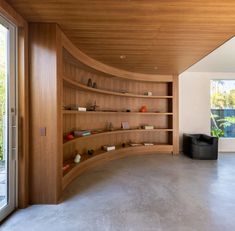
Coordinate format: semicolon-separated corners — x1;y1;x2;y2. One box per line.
183;134;218;160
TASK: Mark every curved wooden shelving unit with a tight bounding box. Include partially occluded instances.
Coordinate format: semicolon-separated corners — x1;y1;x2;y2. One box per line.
28;24;179;204
63;76;173;99
62;144;173;190
63;110;173;115
63;128;173;147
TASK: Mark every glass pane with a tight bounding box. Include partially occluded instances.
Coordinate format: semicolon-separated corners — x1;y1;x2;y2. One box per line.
211;80;235;137
0;23;8;209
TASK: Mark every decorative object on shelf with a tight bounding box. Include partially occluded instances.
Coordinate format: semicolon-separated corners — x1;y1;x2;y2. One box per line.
87;149;94;155
92;82;97;88
139;105;147;112
62;164;70;172
87;78;93;87
64;105;72;110
87;101;99;111
74;153;81;163
71;105;87;111
102;145;116;151
66;133;74;141
120;90;129;94
141;125;154;130
144;91;153;96
129;142;142;147
143;142;154;146
106;122;114;131
74;130;91;137
122;143;126;148
126;109;131;112
121;121;130;130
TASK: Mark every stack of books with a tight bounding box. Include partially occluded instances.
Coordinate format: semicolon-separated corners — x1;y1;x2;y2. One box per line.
142;125;154;130
74;130;91;137
71;106;87;111
103;145;116;151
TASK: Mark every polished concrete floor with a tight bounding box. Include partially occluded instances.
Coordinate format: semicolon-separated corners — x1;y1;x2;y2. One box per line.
1;153;235;231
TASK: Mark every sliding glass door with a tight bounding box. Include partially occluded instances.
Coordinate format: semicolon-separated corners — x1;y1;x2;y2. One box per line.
0;15;17;221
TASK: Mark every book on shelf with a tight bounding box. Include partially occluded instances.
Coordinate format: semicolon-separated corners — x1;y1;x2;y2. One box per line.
71;106;87;111
141;125;154;130
143;143;154;146
103;145;116;151
129;143;142;147
74;130;91;137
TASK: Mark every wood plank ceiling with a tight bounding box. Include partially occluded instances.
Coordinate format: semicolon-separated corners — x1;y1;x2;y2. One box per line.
7;0;235;74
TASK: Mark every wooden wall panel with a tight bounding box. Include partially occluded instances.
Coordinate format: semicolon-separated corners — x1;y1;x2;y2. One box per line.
29;23;61;204
173;75;179;154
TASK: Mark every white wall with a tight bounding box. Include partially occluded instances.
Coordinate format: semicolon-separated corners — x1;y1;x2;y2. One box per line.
179;72;235;152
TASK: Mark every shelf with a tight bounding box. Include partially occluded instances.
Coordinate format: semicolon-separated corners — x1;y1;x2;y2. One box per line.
63;110;173;115
62;144;173;189
63;128;173;146
63;76;173;99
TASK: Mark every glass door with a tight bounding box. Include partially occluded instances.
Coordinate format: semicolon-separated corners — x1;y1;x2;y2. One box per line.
0;15;17;222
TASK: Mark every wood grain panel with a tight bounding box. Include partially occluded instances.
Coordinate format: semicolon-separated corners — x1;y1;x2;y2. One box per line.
7;0;235;74
173;75;179;154
29;23;62;204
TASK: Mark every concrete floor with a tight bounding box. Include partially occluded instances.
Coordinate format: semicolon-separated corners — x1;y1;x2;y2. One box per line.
1;153;235;231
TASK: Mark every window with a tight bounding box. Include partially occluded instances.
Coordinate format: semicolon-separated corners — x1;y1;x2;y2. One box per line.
211;80;235;137
0;14;17;221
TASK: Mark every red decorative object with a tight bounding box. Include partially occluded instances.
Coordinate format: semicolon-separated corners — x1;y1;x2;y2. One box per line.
139;106;147;112
66;133;74;141
62;164;70;171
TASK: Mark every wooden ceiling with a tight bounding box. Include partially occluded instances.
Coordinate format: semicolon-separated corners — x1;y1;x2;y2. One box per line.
7;0;235;74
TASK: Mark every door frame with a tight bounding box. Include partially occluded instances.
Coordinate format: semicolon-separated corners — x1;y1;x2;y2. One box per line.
0;13;18;222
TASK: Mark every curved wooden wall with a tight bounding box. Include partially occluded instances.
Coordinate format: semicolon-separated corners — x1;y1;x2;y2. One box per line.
29;23;179;203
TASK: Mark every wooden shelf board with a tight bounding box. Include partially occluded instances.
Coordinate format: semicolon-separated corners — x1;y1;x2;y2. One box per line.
63;76;173;99
62;144;173;190
63;128;173;146
63;110;173;115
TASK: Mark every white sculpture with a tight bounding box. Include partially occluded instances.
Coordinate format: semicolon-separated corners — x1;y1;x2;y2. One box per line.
74;154;81;164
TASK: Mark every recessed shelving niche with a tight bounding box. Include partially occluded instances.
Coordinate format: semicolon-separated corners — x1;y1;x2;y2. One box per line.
62;48;178;189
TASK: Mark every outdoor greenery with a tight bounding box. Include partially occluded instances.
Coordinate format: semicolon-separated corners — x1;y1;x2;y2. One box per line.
0;25;6;160
211;80;235;137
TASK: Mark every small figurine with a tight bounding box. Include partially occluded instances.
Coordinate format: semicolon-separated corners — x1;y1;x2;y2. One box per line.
74;154;81;164
88;101;99;111
92;82;97;88
87;78;93;87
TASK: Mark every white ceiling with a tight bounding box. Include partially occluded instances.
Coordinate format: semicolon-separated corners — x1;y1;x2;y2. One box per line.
186;36;235;73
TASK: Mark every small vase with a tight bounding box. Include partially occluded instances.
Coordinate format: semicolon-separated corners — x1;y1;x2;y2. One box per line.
140;106;147;112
